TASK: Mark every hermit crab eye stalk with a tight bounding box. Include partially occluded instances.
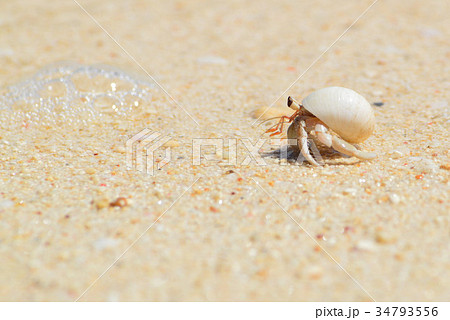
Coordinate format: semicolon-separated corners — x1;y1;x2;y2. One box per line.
287;96;301;110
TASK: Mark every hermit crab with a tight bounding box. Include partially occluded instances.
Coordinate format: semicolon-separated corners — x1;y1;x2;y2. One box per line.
265;86;376;166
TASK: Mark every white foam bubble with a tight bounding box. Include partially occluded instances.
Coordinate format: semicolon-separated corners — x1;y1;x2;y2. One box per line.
0;62;156;128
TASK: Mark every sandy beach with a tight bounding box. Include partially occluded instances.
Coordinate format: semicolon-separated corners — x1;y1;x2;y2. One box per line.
0;0;449;301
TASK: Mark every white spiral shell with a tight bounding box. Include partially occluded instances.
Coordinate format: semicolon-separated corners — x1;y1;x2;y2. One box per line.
301;87;375;143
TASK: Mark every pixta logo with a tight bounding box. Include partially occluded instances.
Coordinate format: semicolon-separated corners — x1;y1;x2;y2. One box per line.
126;129;172;176
126;129;324;175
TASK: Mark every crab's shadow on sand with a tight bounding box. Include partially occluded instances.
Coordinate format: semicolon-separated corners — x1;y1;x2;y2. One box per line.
261;144;363;166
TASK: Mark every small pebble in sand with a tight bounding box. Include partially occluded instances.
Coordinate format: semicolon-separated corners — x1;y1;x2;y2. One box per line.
356;239;378;252
94;198;110;210
342;188;357;196
306;265;323;280
373;102;384;107
364;70;377;78
372;90;384;96
85;167;97;175
110;197;128;208
93;238;119;251
376;231;398;244
389;193;401;204
389;148;410;159
409;157;439;173
209;206;219;213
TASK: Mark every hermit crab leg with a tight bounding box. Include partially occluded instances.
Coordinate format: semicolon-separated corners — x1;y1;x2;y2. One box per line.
264;110;299;136
263;96;304;136
299;121;320;166
330;136;377;160
313;123;332;147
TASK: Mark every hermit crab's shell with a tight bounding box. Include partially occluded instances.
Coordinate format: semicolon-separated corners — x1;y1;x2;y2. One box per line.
301;87;375;143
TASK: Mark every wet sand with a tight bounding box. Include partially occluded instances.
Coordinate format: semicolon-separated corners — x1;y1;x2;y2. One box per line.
0;0;449;301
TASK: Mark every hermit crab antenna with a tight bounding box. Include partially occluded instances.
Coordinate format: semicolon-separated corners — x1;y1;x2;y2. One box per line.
287;96;302;110
256;116;285;128
263;109;300;137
